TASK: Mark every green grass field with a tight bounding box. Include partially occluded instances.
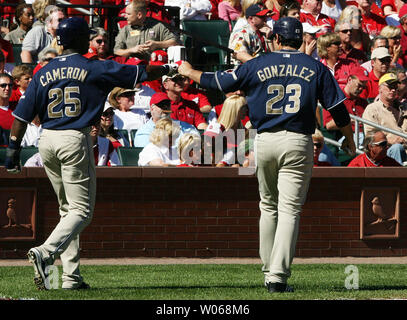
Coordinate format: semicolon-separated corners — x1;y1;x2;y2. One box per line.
1;264;407;300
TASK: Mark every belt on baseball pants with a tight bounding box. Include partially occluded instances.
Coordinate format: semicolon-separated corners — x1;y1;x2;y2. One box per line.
258;126;285;134
43;127;91;134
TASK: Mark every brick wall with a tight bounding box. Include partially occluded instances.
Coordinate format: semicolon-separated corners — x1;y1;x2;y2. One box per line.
1;167;406;259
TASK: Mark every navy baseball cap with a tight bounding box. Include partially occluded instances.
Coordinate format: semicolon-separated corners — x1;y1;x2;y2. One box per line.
245;4;271;18
273;17;303;40
57;17;96;47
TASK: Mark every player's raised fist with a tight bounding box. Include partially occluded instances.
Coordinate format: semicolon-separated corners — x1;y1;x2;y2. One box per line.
178;61;192;77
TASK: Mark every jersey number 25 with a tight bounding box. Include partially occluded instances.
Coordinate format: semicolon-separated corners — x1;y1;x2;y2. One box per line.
48;86;81;118
266;84;301;115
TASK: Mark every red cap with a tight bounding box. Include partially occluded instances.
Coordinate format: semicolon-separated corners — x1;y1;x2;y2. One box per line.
150;92;171;110
400;4;407;19
83;46;98;59
149;50;168;66
350;66;369;81
125;57;148;65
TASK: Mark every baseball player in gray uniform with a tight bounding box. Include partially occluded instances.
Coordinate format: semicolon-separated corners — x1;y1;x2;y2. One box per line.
179;17;356;292
5;17;178;290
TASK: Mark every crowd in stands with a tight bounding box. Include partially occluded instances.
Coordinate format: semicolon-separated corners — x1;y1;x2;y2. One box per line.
1;0;407;168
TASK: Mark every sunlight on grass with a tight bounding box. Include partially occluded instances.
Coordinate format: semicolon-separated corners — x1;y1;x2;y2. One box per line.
1;264;407;300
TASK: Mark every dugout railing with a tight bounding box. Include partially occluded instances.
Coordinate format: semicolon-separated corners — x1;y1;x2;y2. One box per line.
323;113;407;160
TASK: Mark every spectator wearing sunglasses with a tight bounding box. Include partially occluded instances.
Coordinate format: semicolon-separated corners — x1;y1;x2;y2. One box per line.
0;73;15;131
162;73;208;130
362;73;407;165
348;131;401;167
360;36;389;73
84;27;126;64
335;20;367;64
317;32;360;90
107;87;149;131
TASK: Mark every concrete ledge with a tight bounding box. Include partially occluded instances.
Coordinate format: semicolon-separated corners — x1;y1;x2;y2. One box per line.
0;166;405;179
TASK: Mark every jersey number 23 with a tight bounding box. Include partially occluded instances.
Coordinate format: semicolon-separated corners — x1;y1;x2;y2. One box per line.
266;84;301;115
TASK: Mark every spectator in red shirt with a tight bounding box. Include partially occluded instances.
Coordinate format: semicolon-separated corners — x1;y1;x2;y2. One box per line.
181;77;212;113
355;0;387;38
84;27;126;63
360;35;389;72
209;0;223;20
398;4;407;68
337;5;370;52
0;73;15;131
381;0;405;25
300;0;336;36
10;64;33;104
348;130;401;166
361;47;392;99
324;66;369;147
335;19;367;64
0;37;14;64
317;32;360;89
142;49;168;92
162;73;208;130
265;0;284;21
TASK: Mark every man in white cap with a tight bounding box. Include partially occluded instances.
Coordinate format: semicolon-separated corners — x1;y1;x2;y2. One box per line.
301;22;320;59
361;47;392;100
363;72;407;164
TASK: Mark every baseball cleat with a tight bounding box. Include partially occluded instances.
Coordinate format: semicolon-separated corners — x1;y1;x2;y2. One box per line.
63;282;90;290
27;248;48;290
266;282;294;293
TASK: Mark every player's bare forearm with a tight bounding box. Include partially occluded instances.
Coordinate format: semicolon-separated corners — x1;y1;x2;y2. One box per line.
326;119;339;131
10;118;28;144
178;61;203;84
339;123;356;155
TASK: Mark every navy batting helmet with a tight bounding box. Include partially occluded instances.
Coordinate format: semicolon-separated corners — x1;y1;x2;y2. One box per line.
273;17;303;40
57;17;92;47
